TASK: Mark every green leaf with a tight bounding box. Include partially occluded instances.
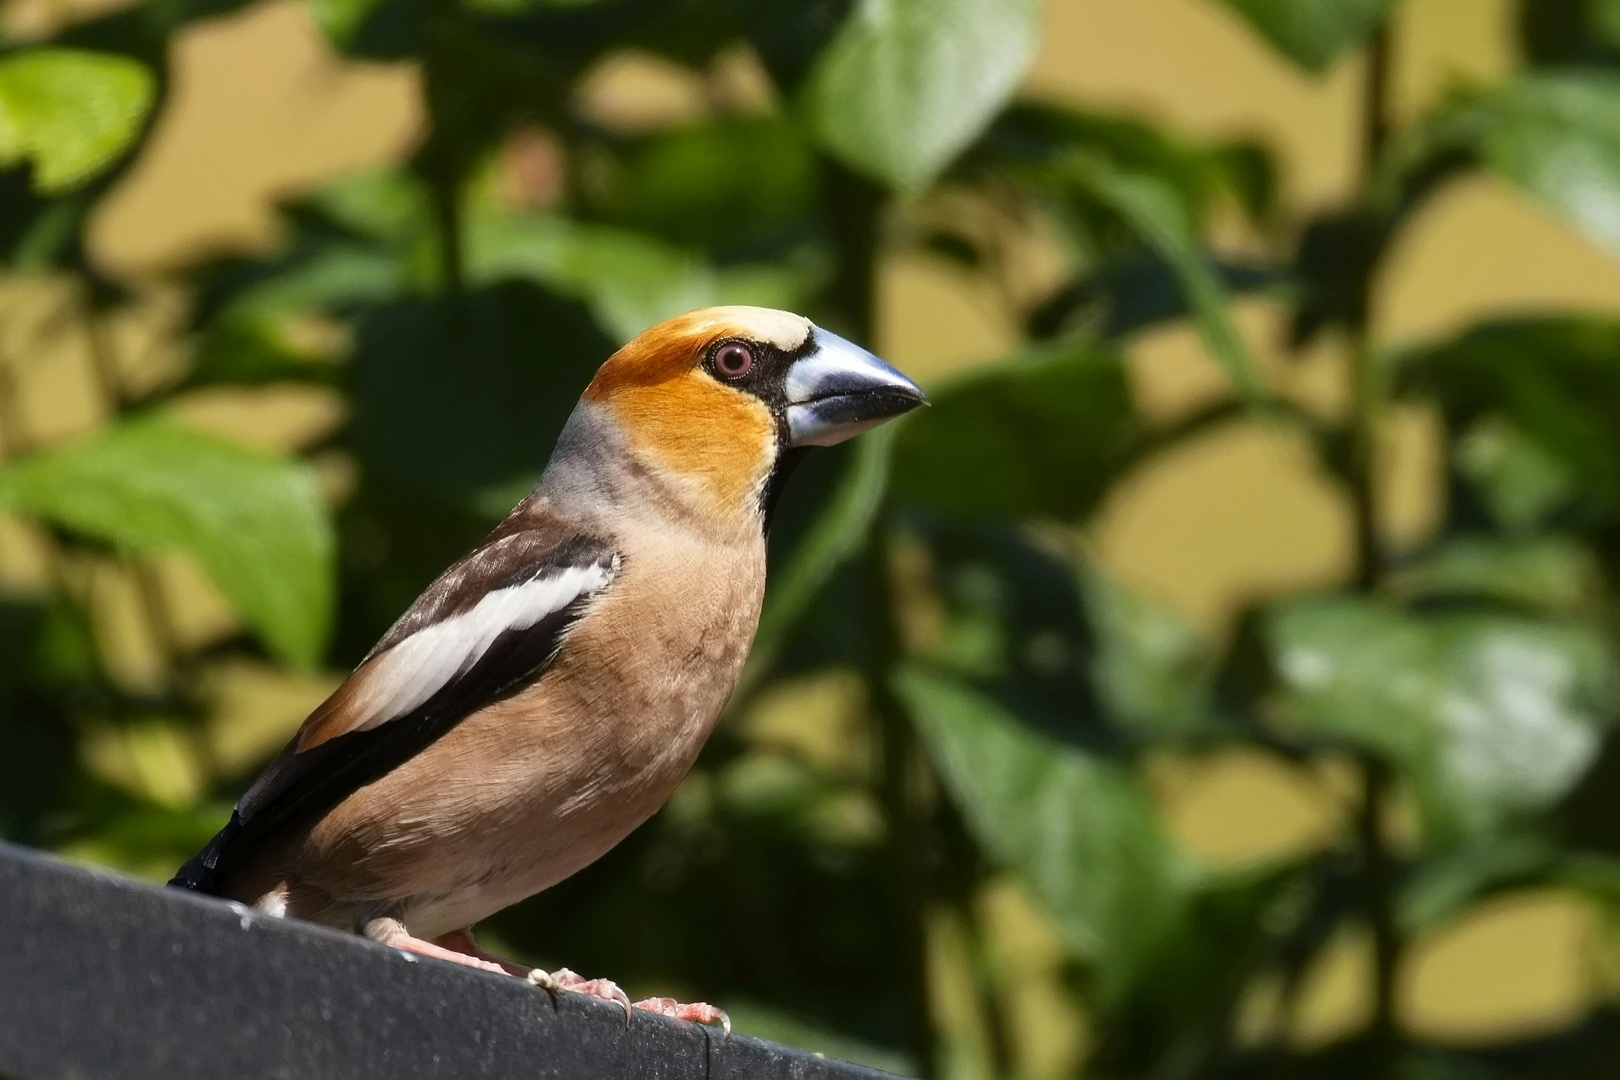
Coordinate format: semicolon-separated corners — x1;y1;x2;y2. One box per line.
1267;597;1618;845
0;49;155;194
1474;74;1620;257
898;665;1189;1001
1397;833;1559;936
1064;153;1268;408
984;103;1239;226
308;0;390;49
891;345;1140;521
0;416;333;669
744;425;897;694
583;117;818;252
1084;568;1211;737
1401;316;1620;514
1455;417;1580;533
1395;74;1620;258
806;0;1041;192
302;168;435;244
222;244;407;316
920;522;1103;744
1394;535;1598;614
1207;0;1398;73
466;212;809;342
350;282;615;506
185;315;340;390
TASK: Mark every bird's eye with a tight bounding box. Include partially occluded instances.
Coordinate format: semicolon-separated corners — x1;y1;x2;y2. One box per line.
713;342;754;380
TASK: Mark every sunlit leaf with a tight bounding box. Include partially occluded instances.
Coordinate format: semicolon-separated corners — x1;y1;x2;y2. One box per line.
0;49;155;194
806;0;1041;191
1393;75;1620;258
1474;74;1620;258
1207;0;1398;73
891;345;1140;521
1268;596;1618;845
0;416;333;669
899;665;1190;1001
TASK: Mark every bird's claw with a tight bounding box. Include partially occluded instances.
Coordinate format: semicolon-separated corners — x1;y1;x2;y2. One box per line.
525;967;726;1033
632;996;731;1035
527;967;632;1023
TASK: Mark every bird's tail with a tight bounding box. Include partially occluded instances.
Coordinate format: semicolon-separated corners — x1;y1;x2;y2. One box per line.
168;812;243;893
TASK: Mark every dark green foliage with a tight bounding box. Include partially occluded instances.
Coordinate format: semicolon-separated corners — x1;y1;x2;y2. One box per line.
891;347;1140;522
350;282;612;505
9;1;1620;1077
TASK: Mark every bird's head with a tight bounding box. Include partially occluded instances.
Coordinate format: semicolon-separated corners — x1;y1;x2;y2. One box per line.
581;306;926;528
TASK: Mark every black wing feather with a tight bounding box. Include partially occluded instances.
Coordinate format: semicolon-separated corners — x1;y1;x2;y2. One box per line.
171;511;617;895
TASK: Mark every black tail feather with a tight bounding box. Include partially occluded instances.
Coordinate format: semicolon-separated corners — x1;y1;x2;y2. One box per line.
167;812;243;894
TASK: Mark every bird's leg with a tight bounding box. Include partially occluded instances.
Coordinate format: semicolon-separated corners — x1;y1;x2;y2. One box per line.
364;917;509;976
629;996;731;1033
430;928;533;977
368;919;719;1029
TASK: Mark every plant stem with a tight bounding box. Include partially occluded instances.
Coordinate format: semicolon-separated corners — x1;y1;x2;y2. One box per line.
1349;24;1402;1075
1349;25;1392;593
1359;754;1399;1059
421;16;465;298
866;532;938;1079
826;159;939;1076
80;295;125;414
430;159;464;295
825;163;881;339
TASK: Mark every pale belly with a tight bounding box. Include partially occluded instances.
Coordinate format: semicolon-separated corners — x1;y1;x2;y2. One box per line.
276;538;764;939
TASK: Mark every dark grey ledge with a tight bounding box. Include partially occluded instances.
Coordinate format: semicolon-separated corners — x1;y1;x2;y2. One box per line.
0;843;901;1080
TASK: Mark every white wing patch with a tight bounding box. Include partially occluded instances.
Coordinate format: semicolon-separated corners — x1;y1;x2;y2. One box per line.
351;558;617;732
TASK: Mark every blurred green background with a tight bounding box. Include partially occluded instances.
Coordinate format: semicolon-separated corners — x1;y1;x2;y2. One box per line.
6;0;1620;1076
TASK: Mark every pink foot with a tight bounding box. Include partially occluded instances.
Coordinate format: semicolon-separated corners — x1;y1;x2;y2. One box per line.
431;929;531;977
366;919;509;976
527;967;633;1020
632;996;731;1033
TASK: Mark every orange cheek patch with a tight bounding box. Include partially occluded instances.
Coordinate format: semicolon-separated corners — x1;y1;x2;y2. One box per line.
607;371;777;514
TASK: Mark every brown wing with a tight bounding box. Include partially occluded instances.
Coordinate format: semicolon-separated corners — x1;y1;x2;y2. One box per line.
170;505;619;895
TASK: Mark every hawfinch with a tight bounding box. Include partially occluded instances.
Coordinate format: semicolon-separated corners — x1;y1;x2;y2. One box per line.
171;306;926;1026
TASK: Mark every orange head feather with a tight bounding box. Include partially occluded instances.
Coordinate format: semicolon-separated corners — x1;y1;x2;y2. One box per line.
583;307;812;519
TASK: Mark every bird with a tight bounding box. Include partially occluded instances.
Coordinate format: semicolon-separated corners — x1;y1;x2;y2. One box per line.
170;305;926;1027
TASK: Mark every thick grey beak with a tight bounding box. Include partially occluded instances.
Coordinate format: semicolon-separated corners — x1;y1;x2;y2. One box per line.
784;328;928;448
